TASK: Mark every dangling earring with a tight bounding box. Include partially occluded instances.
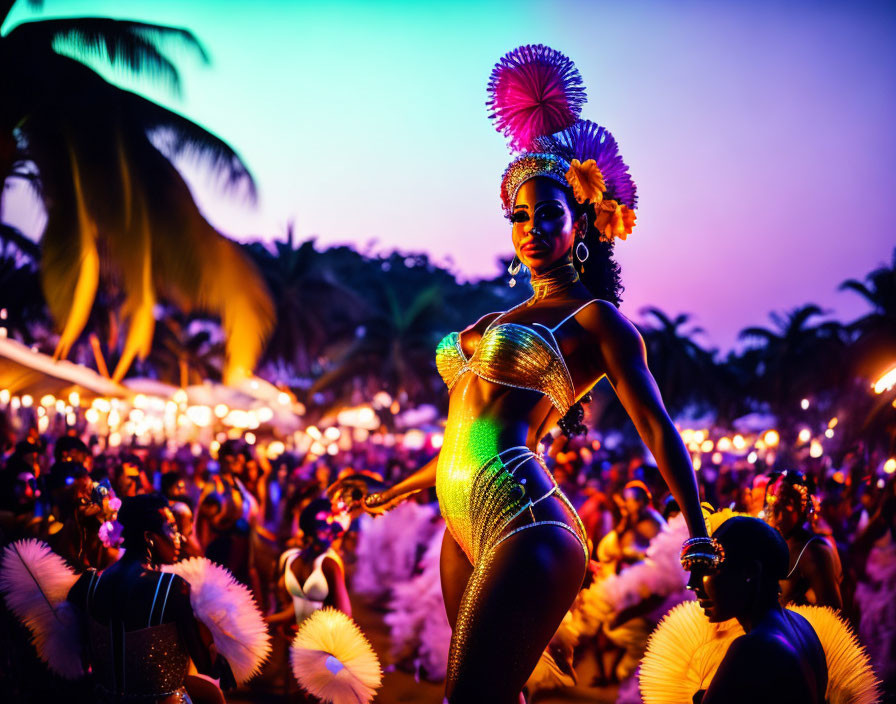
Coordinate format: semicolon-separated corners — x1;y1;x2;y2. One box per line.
575;240;589;264
145;538;155;565
507;256;522;288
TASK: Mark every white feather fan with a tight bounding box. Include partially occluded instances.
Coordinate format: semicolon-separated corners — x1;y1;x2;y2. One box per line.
162;556;271;684
0;539;83;679
290;607;382;704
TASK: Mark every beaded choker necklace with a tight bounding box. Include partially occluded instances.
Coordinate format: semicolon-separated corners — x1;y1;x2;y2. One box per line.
528;260;580;305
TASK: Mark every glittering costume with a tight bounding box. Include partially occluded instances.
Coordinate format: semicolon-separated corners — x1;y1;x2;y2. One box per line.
435;303;599;566
70;567;200;704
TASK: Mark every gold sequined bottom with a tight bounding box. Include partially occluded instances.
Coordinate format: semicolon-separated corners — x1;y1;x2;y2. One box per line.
444;486;588;688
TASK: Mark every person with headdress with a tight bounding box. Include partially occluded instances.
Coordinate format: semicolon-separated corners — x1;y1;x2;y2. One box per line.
268;497;351;631
640;515;880;704
330;45;709;702
597;480;666;572
764;470;844;610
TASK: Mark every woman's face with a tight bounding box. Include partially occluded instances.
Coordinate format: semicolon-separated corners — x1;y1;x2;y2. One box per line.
691;557;751;623
147;507;182;564
765;483;803;536
511;178;578;274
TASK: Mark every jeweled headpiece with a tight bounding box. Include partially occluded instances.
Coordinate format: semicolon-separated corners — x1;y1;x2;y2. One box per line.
488;45;638;243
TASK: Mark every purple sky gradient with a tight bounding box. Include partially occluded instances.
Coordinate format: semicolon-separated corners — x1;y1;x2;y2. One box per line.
3;0;894;354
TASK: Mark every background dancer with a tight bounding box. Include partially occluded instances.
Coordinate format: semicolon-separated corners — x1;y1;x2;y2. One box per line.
66;493;235;703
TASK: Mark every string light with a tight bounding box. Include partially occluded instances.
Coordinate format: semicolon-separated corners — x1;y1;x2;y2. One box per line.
873;365;896;394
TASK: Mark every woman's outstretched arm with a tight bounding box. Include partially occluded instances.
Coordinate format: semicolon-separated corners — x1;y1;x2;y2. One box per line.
587;301;707;538
328;451;440;514
366;452;440;511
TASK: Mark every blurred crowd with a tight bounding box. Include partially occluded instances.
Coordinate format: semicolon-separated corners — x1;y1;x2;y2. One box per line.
1;419;894;700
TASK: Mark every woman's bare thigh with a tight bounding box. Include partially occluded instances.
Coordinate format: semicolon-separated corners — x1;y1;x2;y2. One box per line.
440;526;474;630
446;523;586;703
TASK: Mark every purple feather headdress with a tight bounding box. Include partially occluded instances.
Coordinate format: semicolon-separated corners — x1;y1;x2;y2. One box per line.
533;120;638;209
487;44;586;152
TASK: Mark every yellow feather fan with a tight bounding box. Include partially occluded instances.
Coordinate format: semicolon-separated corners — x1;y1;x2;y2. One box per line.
290;607;382;704
639;601;881;704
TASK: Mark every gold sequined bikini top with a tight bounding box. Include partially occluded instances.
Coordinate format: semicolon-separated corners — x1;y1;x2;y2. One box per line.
436;299;599;416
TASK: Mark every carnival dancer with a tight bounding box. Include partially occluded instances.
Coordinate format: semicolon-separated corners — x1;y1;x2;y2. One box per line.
764;470;844;610
331;44;710;702
642;515;879;704
197;440;262;600
268;498;351;630
0;494;271;704
271;499;381;704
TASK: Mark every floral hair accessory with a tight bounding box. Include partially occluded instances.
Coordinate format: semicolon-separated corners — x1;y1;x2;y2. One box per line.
595;202;636;243
565;158;605;207
99;519;124;548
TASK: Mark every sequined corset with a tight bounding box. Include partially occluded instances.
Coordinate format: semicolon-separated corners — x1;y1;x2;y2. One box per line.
436;299;599;416
88;619;191;702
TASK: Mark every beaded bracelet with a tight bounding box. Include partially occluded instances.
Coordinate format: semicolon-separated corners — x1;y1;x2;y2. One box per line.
680;537;726;572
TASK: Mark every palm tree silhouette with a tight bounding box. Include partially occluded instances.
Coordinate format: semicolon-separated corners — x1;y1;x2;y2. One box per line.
0;223;47;342
0;0;273;383
244;227;364;378
638;307;719;417
311;282;446;407
144;309;224;386
840;248;896;377
738;304;848;436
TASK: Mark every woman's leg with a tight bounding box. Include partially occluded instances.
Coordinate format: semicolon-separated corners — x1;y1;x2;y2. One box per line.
445;523;586;704
441;527;474;629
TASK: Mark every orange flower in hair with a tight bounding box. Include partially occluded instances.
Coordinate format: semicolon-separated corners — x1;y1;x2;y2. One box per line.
595;201;636;243
565;158;606;206
593;199;617;235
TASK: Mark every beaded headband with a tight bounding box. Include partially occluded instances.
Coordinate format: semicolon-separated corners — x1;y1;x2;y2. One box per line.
499;153;571;218
488;45;638;243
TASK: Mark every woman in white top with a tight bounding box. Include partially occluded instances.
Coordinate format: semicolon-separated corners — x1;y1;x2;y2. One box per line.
268;498;351;629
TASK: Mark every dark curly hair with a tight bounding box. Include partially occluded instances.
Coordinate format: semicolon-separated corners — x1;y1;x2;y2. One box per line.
555;190;624;437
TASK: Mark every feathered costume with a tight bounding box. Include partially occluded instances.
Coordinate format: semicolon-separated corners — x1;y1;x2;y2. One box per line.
639;601;881;704
854;533;896;694
1;541;271;697
290;607;382;704
384;522;453;682
351;501;441;602
161;556;271;685
0;539;83;679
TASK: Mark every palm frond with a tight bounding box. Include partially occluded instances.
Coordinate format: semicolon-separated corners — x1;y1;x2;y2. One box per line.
6;18;208;96
40;146;100;360
128;93;256;200
839;279;874;303
738;326;777;343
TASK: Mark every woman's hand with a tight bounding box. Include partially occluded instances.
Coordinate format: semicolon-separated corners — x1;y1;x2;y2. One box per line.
362;490;407;515
326;473;391;516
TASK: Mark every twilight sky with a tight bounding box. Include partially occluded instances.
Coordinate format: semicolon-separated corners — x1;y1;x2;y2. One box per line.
3;0;895;352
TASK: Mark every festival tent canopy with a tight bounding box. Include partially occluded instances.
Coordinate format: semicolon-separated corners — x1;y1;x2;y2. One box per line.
0;336;127;400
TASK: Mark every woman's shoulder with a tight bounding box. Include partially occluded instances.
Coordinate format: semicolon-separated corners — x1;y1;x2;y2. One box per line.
461;311;503;335
572;299;644;353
